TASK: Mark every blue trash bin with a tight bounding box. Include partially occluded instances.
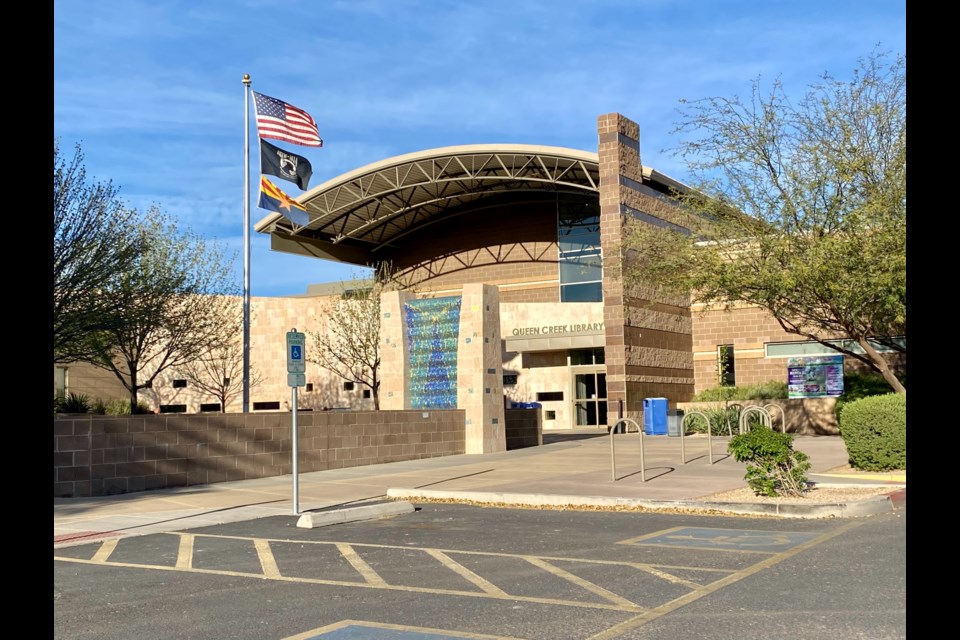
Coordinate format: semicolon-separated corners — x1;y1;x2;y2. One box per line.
643;398;668;435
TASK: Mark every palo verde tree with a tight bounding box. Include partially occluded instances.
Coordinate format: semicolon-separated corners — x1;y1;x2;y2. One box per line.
54;139;144;364
87;209;240;413
622;49;905;393
307;264;405;410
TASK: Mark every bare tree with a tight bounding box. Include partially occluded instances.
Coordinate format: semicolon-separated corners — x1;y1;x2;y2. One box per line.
182;336;263;413
307;265;405;410
87;209;240;413
54;139;143;363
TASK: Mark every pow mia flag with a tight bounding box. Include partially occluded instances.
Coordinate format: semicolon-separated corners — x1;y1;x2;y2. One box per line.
260;139;313;191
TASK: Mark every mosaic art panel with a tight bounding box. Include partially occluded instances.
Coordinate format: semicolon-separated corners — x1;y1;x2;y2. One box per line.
404;296;462;409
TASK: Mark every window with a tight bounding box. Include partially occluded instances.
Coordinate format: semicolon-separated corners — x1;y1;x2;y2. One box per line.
558;198;603;302
159;404;187;413
253;401;281;411
503;374;518;386
363;389;371;399
343;381;355;391
200;403;221;412
718;345;735;387
544;410;556;420
55;367;68;397
569;349;604;366
537;391;564;402
765;337;906;358
305;383;314;392
172;379;187;388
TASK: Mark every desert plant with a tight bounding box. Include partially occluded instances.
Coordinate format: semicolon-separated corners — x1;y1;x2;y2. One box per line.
684;405;742;436
835;371;906;417
839;393;906;471
728;425;811;497
692;381;788;401
55;392;91;414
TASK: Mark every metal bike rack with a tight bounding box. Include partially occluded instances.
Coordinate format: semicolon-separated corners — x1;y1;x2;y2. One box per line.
609;418;644;482
681;410;721;464
763;403;787;433
738;406;772;434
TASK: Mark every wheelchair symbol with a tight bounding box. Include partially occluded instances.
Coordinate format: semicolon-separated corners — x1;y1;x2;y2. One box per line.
291;345;301;359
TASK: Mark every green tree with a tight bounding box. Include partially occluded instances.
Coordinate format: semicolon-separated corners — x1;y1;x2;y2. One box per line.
622;49;905;393
87;209;240;413
54;139;143;364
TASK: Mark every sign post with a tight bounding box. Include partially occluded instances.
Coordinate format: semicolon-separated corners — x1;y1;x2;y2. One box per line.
286;329;306;514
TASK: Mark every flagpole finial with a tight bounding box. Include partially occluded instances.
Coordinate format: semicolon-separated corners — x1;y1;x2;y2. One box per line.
242;74;251;85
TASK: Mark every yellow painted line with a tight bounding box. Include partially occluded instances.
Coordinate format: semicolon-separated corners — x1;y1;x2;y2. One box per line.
817;473;905;482
91;539;118;563
282;619;525;640
53;556;641;612
336;543;386;586
617;526;687;546
255;539;281;578
176;534;194;569
523;556;643;610
425;549;509;596
586;520;866;640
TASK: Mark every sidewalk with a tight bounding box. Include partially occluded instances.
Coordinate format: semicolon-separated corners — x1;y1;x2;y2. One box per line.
53;430;906;547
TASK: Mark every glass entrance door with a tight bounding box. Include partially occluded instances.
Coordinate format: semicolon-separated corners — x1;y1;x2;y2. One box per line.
573;371;607;427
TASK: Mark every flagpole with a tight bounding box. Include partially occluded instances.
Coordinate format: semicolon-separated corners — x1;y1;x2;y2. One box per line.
242;73;252;414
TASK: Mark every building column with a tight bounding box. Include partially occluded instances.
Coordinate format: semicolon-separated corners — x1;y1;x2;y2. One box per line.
597;113;694;423
457;284;506;453
379;290;415;410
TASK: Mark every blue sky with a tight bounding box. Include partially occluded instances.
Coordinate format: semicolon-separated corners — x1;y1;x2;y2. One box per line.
53;0;906;298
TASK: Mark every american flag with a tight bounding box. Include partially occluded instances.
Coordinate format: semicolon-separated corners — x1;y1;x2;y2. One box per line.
252;91;323;147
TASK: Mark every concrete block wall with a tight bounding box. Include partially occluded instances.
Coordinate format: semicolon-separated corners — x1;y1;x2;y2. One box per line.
54;409;465;498
504;408;543;449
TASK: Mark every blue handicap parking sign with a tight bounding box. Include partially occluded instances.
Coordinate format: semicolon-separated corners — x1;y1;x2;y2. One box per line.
291;345;302;359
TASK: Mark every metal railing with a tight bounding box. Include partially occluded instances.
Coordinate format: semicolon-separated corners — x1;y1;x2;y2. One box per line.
763;403;787;433
738;406;772;433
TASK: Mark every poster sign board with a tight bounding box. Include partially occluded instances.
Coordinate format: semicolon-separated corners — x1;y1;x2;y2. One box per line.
787;355;844;398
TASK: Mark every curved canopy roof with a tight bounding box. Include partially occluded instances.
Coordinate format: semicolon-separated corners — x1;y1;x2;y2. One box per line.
254;143;685;265
254;145;600;262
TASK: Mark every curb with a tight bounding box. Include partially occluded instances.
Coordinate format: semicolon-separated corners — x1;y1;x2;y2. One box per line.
296;500;416;529
386;487;905;520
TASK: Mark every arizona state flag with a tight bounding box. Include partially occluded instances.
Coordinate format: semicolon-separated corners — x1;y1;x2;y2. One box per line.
260;139;312;190
258;176;309;226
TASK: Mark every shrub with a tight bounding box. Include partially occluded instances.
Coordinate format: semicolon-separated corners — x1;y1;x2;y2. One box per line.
728;425;811;497
839;393;906;471
683;405;741;436
835;372;905;417
55;392;91;414
692;381;787;402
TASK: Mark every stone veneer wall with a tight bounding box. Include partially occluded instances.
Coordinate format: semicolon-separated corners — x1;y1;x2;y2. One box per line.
54;410;465;498
597;113;694;418
457;284;506;453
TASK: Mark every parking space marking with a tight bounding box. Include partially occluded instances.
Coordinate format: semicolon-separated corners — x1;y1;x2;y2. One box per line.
522;556;642;611
176;534;194;569
90;539;117;563
256;539;281;578
425;549;508;596
282;619;524;640
337;543;387;586
617;526;819;552
586;520;865;640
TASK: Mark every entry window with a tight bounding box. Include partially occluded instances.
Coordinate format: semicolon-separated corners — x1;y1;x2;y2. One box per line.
558;198;603;302
718;345;736;387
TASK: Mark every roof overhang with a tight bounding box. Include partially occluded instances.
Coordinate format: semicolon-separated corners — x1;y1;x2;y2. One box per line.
254;143;689;265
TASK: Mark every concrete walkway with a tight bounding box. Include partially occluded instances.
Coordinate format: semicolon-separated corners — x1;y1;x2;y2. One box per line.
54;430;906;547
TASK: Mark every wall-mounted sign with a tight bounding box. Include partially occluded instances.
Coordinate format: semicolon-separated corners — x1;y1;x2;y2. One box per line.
787;355;844;398
509;322;604;337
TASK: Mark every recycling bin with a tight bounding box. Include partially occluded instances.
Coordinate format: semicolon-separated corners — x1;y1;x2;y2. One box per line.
643;397;668;435
667;408;684;437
